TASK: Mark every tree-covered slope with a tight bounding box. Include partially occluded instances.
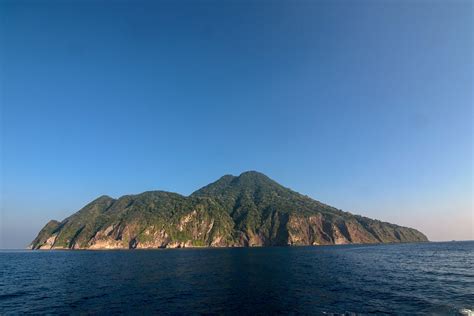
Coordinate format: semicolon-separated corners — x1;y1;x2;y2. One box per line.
30;171;428;249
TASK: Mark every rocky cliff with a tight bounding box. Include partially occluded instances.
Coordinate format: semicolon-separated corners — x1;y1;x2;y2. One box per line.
29;171;428;249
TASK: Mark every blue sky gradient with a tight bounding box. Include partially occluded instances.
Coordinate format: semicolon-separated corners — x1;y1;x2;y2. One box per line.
1;0;472;248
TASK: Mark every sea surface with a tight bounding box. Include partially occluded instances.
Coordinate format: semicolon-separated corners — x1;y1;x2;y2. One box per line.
1;241;473;315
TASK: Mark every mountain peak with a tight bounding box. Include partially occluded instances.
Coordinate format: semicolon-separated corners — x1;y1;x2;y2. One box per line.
92;195;114;203
238;170;268;178
235;170;276;184
234;170;281;188
191;170;283;197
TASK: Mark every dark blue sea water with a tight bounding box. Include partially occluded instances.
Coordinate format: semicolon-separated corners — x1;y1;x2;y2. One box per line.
1;241;473;315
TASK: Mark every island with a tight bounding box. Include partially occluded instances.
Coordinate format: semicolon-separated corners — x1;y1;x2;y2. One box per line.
30;171;428;249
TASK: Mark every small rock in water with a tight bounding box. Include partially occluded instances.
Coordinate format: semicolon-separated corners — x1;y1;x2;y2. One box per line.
459;309;473;316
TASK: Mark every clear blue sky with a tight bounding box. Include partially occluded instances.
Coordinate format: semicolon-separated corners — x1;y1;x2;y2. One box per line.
1;0;472;248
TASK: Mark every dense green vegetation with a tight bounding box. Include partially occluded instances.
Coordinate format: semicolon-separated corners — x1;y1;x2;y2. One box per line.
30;171;428;249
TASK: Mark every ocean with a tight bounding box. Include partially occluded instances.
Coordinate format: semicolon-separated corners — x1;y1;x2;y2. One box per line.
1;241;472;315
